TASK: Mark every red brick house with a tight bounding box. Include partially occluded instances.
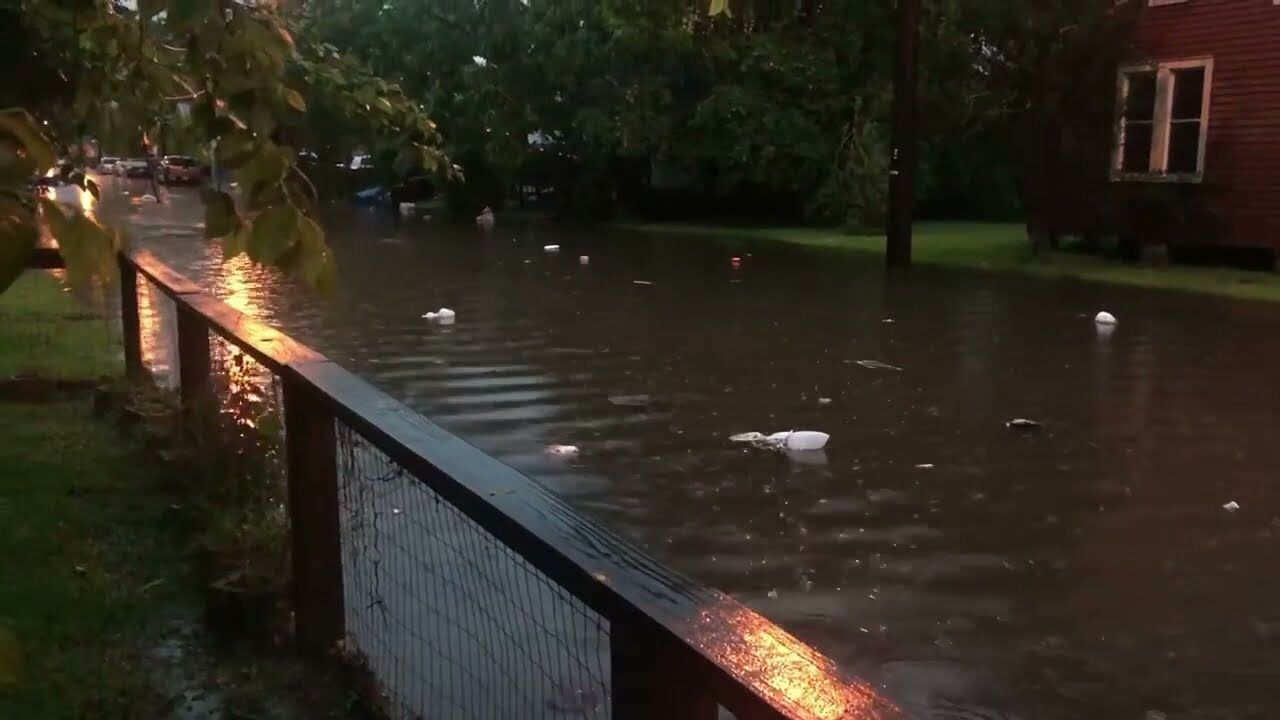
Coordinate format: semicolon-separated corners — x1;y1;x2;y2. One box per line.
1113;0;1280;252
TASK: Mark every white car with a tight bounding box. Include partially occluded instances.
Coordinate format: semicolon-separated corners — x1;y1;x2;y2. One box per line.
115;158;151;178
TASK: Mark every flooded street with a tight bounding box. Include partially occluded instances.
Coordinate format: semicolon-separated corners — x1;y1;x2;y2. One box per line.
109;181;1279;719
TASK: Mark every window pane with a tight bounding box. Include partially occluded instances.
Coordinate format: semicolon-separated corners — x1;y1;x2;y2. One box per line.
1124;71;1157;121
1122;122;1154;172
1168;121;1201;173
1171;67;1205;120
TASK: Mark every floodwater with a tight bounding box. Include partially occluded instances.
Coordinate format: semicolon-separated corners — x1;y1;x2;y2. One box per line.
104;180;1279;719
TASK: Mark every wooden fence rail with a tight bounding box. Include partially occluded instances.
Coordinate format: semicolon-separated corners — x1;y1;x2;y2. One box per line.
27;250;896;720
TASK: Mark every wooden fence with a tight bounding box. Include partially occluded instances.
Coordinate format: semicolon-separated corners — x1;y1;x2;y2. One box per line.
28;247;895;720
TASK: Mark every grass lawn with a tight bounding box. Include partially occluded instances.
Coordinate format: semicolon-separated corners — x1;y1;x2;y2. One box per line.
617;221;1280;303
0;271;361;718
0;272;120;380
0;400;192;717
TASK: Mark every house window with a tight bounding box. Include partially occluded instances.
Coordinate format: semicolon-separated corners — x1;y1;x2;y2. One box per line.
1114;58;1212;180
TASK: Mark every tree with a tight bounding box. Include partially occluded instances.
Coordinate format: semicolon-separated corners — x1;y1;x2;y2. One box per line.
0;0;451;294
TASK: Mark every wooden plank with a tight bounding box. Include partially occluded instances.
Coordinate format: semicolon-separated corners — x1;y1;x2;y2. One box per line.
176;305;210;410
28;247;65;269
178;293;326;374
283;375;345;658
288;360;898;720
125;249;203;295
118;256;143;380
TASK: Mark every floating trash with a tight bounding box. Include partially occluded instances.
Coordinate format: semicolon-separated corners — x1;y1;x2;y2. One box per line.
1006;418;1042;430
817;397;833;405
882;318;896;324
546;444;580;457
1095;311;1118;326
856;360;902;371
579;255;590;265
633;280;654;286
422;308;457;324
544;244;561;253
731;430;830;452
476;206;495;229
915;463;935;469
1223;500;1241;512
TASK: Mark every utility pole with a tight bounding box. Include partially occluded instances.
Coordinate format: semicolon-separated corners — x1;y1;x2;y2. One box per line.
886;0;920;268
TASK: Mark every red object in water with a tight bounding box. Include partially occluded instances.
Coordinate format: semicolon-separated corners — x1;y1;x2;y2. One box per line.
731;256;742;268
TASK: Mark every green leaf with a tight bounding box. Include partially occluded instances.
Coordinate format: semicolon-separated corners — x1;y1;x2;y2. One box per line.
237;144;287;190
215;132;257;170
283;89;307;113
139;0;164;20
223;222;250;261
247;204;298;264
40;198;116;289
0;109;55;173
167;0;210;30
0;624;22;685
293;214;335;292
0;196;37;295
201;189;239;239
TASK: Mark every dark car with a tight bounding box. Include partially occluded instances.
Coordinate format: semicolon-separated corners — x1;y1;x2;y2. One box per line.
159;155;203;184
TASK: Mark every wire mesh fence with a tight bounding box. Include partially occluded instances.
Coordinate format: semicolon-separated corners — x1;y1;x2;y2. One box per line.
336;422;612;720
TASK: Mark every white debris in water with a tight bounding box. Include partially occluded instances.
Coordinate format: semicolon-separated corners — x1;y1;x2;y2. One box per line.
422;308;457;324
731;430;830;451
546;444;580;457
817;397;833;405
856;360;902;371
633;280;654;286
1006;418;1042;430
579;255;590;265
882;318;895;324
766;589;779;599
1095;311;1118;326
1223;500;1241;512
543;244;561;252
915;463;935;469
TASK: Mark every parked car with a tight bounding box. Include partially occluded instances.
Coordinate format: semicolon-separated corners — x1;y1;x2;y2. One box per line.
96;157;119;174
116;158;151;178
159;155;203;184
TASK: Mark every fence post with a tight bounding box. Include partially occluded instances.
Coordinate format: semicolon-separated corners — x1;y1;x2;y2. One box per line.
612;619;717;719
175;305;210;408
282;374;345;658
117;255;143;380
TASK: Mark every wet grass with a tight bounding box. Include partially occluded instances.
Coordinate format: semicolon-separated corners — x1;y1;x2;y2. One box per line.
0;272;119;380
0;271;368;719
618;221;1280;303
0;400;191;717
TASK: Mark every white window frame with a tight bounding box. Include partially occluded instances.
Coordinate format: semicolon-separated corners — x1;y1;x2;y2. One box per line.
1112;57;1213;183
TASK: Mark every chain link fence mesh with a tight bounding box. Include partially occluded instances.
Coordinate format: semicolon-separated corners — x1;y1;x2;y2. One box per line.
336;422;612;720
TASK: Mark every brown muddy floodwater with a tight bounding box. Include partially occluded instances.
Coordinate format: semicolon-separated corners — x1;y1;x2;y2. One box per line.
105;180;1279;719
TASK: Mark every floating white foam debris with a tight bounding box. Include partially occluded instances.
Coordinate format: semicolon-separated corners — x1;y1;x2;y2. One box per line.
731;430;830;451
915;463;935;469
1006;418;1042;430
1223;500;1240;512
633;280;654;286
1095;311;1118;326
543;244;561;253
546;444;579;457
817;397;833;405
856;360;902;371
422;308;457;324
579;255;590;265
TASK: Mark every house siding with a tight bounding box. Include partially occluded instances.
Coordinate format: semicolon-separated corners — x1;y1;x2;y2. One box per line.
1135;0;1280;248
